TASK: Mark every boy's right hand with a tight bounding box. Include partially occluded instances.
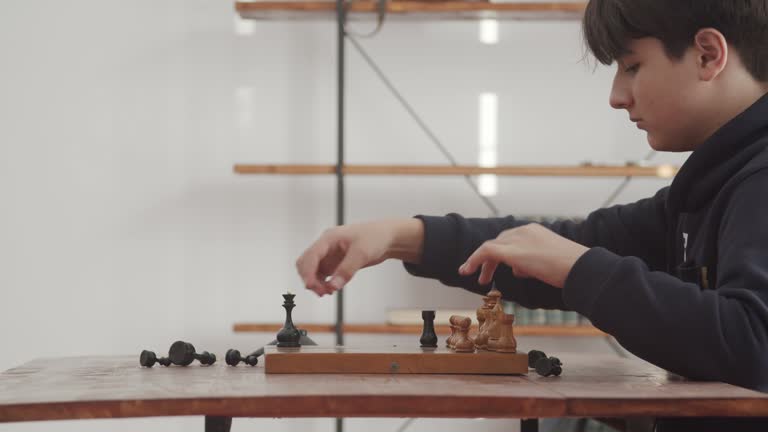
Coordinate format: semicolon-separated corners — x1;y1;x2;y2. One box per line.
295;219;424;296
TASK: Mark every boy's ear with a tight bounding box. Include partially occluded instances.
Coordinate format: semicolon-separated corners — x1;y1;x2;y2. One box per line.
693;28;728;82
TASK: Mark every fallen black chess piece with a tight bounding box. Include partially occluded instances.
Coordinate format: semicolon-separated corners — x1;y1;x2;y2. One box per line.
527;350;547;368
139;341;216;367
225;347;264;366
527;349;563;377
225;329;317;367
139;350;171;367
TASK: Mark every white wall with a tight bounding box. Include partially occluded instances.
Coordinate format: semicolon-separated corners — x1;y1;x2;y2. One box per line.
0;1;686;431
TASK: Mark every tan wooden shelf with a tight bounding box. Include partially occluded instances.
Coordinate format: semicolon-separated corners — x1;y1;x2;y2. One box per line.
236;1;586;21
233;163;679;178
233;322;606;336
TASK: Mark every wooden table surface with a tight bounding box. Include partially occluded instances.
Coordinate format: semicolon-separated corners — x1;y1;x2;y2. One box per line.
1;354;768;423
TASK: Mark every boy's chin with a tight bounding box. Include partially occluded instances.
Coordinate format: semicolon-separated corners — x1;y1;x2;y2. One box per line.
646;133;663;150
646;134;687;152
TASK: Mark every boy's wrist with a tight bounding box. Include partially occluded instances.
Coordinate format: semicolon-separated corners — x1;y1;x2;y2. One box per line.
386;218;424;264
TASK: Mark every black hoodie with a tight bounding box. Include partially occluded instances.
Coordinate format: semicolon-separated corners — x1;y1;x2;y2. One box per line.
404;93;768;398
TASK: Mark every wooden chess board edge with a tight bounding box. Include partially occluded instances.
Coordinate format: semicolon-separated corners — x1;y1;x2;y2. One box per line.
264;350;529;375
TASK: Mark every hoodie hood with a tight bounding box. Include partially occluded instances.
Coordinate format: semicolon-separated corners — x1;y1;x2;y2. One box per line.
668;92;768;214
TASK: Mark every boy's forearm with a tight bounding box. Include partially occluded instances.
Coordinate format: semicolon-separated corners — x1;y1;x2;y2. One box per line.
401;214;568;310
386;218;424;264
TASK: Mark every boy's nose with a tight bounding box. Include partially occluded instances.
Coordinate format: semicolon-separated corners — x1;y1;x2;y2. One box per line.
609;86;633;110
609;73;633;110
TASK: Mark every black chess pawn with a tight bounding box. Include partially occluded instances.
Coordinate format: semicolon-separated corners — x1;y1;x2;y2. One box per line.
528;350;547;368
419;310;438;348
225;347;264;366
139;350;171;367
168;341;217;366
535;356;563;377
276;293;301;348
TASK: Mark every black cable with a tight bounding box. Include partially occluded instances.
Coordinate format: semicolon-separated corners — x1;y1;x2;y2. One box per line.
347;35;501;216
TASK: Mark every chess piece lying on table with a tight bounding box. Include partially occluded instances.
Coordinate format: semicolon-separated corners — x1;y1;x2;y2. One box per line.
535;356;563;377
528;350;547;368
139;350;171;367
527;349;563;377
139;341;216;367
226;347;264;366
227;293;319;366
226;327;318;367
168;341;216;366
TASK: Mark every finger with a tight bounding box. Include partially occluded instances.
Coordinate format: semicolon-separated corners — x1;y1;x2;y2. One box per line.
301;272;326;297
318;276;337;296
310;279;333;297
315;264;335;295
459;243;500;275
478;260;499;285
302;272;328;296
328;247;367;291
296;242;331;296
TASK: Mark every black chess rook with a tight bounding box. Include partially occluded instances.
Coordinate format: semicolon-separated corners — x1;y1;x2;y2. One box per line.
419;310;438;348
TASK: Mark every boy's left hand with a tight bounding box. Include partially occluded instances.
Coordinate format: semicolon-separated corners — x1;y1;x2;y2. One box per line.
458;223;589;289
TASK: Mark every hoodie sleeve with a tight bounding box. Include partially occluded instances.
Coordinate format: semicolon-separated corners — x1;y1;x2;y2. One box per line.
403;187;669;310
563;172;768;391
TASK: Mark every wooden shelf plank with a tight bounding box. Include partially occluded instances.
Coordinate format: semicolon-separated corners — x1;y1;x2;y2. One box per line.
233;163;679;178
236;1;586;21
233;322;606;336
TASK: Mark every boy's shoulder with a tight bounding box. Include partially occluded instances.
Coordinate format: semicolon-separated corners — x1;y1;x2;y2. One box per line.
732;137;768;182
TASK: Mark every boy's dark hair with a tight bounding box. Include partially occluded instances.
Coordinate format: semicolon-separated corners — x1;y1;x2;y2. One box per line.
582;0;768;81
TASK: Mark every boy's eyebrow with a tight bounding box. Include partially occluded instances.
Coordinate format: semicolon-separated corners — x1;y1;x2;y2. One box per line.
621;45;635;55
617;48;636;61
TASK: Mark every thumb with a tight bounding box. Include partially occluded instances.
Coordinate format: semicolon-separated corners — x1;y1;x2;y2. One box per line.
328;248;367;291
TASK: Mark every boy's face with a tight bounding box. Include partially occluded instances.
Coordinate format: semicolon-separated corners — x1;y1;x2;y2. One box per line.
609;38;707;152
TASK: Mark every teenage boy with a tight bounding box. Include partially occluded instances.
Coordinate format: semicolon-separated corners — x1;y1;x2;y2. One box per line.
296;1;768;429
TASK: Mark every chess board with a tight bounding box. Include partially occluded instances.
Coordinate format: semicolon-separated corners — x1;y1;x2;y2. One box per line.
264;346;529;375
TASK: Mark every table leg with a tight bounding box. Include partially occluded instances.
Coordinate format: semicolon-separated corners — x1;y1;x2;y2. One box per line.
520;418;539;432
205;416;232;432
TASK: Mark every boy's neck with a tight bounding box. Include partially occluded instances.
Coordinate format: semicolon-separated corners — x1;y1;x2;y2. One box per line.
694;77;768;151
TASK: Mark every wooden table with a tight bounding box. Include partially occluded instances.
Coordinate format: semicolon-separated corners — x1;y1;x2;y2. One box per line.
1;354;768;432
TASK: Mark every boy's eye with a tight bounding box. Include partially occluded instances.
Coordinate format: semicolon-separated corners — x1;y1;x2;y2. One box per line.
624;63;640;74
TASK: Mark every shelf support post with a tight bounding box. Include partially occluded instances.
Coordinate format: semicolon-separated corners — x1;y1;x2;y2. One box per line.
335;1;346;432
